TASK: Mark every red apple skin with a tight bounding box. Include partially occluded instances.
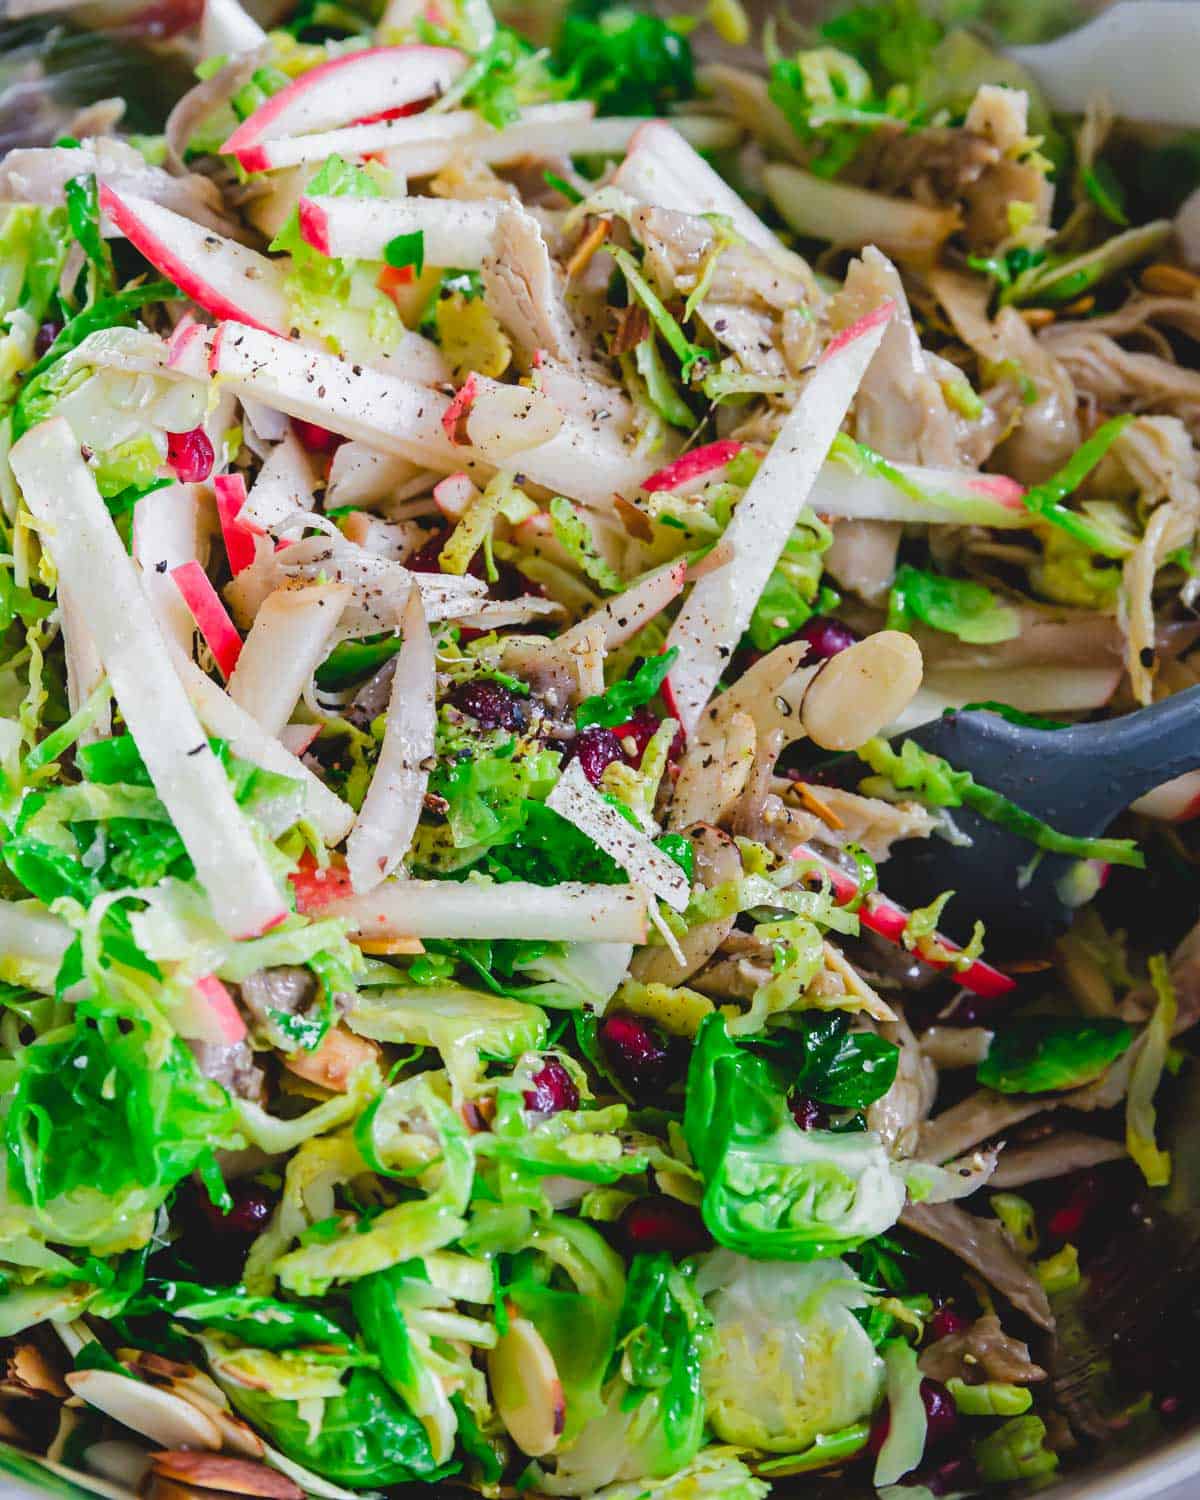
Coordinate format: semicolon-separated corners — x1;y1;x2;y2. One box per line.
100;187;284;333
220;44;467;165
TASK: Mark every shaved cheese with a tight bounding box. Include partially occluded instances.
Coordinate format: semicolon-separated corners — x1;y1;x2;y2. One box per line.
211;322;647;505
227;581;350;736
546;758;690;912
12;418;287;939
174;649;355;845
665;305;894;734
347;588;435;893
328;878;648;943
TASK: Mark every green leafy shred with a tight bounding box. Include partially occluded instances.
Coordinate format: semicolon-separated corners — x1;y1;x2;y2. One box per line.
551;0;695;117
977;1016;1134;1094
576;649;678;729
887;564;1019;645
856;736;1145;868
549;496;622;592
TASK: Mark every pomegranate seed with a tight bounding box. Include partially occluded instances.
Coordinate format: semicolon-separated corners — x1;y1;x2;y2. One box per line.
571;726;625;786
292;418;344;454
1160;1395;1182;1416
167;427;214;483
1048;1170;1102;1240
928;1304;969;1342
449;679;527;733
868;1380;958;1458
523;1058;579;1115
620;1196;711;1257
789;1094;829;1130
599;1012;677;1094
34;320;61;358
798;616;858;659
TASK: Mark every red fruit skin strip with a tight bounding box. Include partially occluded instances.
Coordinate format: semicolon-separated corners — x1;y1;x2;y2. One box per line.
213;473;257;575
794;844;1016;1000
171;560;244;680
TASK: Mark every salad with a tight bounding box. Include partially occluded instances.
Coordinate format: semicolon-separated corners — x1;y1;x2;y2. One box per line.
0;0;1198;1495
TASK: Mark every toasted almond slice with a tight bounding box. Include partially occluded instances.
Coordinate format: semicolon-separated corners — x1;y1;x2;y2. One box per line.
486;1314;564;1457
179;1392;267;1459
355;935;425;955
66;1370;223;1452
152;1451;304;1500
6;1342;68;1397
82;1440;154;1489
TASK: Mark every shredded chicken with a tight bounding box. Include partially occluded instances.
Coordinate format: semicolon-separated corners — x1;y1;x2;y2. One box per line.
482;207;585;366
0;137;232;232
902;1199;1054;1330
920;1312;1048;1386
988;1132;1127;1190
867;1013;937;1156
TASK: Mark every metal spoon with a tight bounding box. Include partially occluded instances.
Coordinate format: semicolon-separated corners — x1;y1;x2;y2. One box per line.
1005;0;1200;129
865;685;1200;959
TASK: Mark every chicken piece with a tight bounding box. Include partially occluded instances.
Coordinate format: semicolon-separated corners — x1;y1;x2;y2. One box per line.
920;1312;1048;1386
902;1200;1054;1330
868;1014;937;1157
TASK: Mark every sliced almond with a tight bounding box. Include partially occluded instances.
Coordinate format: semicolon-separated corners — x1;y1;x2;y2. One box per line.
179;1392;266;1459
1140;262;1200;297
283;1026;381;1093
82;1440;153;1489
65;1370;223;1452
486;1314;564;1457
800;630;923;751
5;1342;68;1398
152;1451;303;1500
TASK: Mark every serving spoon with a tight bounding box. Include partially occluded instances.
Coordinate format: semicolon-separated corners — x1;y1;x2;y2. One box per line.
858;685;1200;960
1004;0;1200;129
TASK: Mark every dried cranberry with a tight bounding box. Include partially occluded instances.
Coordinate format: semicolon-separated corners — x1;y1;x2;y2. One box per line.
292;418;344;454
789;1094;829;1130
620;1196;711;1257
570;726;625;786
612;707;660;764
408;531;448;573
449;679;527;732
524;1058;579;1115
797;616;858;660
167;426;215;483
196;1180;276;1237
34;320;61;358
922;1380;959;1447
928;1304;969;1342
600;1012;678;1095
868;1381;958;1458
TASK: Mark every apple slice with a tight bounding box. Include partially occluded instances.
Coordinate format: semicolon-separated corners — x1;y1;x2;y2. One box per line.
222;45;467;169
810;453;1031;528
172;560;244;680
210;322;648;505
616;120;801;268
227;580;350;737
213;473;257;575
134;483;203;654
100;186;290;332
10;418;287;940
239;101;737;177
796;843;1015;1001
642;440;749;495
299;192;502;265
665;305;895;735
327;877;649;943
